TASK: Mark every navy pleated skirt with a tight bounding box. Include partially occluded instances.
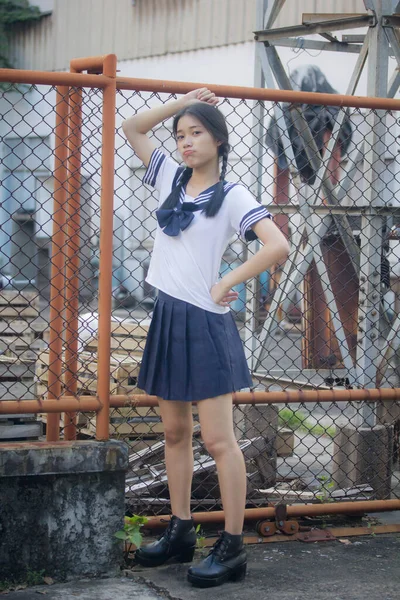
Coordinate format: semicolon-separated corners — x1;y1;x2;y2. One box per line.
137;290;253;402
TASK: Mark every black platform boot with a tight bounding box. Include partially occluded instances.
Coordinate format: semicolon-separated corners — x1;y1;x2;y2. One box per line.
135;515;196;567
187;531;247;588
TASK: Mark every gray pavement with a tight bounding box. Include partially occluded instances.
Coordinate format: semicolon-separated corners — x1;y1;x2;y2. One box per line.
2;531;399;600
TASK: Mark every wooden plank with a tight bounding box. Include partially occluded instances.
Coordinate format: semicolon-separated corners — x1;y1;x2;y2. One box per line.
0;290;39;306
116;384;145;395
0;291;40;319
85;405;200;437
110;319;150;338
36;351;141;393
3;339;45;361
0;306;40;318
108;419;166;436
109;355;141;383
0;414;33;420
84;336;146;355
36;375;118;397
0;356;36;379
0;382;35;400
84;319;150;354
127;524;400;553
38;410;88;426
0;320;36;335
0;421;42;440
0;335;33;347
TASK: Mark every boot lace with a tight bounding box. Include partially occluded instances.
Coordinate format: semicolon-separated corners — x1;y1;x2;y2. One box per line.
158;517;178;542
208;534;230;560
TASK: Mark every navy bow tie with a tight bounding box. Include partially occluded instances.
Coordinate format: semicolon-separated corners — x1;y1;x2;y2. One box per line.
156;202;203;237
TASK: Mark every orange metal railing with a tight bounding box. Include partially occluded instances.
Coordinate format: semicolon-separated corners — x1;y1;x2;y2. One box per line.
0;59;399;519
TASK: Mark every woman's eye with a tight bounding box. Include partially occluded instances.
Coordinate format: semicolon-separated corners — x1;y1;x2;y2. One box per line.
177;135;184;140
193;131;201;135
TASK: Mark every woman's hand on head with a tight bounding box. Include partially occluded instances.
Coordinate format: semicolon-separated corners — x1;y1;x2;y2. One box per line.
211;281;239;307
182;88;219;107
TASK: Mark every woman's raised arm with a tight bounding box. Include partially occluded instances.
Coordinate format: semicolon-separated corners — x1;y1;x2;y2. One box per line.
121;88;218;167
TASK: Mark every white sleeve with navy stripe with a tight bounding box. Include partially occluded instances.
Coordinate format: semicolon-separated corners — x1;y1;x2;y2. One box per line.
227;184;273;241
143;149;180;204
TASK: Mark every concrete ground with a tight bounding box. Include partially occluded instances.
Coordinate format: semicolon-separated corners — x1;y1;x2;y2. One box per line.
3;528;399;600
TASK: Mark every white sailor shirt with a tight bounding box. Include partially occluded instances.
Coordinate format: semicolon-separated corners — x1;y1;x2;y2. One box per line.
143;149;272;314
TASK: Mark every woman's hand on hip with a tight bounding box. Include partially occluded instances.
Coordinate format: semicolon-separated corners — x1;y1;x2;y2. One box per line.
211;281;239;307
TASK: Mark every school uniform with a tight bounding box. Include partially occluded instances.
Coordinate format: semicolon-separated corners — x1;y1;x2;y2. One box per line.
137;148;272;402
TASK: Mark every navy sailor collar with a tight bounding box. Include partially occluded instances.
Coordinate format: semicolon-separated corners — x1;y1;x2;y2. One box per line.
173;166;238;206
155;170;239;237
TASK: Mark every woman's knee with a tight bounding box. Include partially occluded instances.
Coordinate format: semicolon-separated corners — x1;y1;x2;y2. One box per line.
164;422;192;446
203;434;237;459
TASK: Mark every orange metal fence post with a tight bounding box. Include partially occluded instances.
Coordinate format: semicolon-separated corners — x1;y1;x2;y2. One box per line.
96;55;117;440
46;85;69;442
63;84;83;440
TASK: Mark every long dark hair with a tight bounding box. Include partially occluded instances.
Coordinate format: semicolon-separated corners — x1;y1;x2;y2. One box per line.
160;103;230;217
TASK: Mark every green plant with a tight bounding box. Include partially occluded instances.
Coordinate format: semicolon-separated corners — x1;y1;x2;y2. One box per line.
315;475;335;503
0;569;45;592
114;514;149;549
278;407;336;438
0;580;14;592
0;0;44;68
195;523;206;549
25;569;45;586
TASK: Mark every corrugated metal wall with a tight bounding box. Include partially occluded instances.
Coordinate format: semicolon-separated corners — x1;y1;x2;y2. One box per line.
9;0;368;72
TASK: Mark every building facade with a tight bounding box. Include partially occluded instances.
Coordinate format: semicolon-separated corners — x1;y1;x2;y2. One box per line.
3;0;397;306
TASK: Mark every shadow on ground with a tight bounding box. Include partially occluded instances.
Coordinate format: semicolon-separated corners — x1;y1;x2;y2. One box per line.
2;530;399;600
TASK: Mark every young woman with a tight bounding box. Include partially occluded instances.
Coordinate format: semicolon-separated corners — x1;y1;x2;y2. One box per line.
122;88;289;588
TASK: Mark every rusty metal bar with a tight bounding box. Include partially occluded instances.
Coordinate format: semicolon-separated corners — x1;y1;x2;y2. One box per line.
45;86;69;442
63;82;83;441
1;387;400;415
0;398;101;415
144;499;400;529
115;76;400;111
2;65;400;110
70;55;115;74
107;387;400;406
0;68;108;88
95;54;117;441
2;67;400;110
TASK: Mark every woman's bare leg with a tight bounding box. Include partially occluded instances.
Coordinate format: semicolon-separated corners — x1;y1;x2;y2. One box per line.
158;397;194;520
197;394;246;534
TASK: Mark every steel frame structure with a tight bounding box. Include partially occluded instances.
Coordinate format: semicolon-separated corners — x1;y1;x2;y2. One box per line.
250;1;400;427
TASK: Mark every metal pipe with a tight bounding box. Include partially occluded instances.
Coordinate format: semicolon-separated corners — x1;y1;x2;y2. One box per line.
0;398;101;414
45;86;69;442
70;55;114;74
115;77;400;111
2;65;400;110
144;500;400;529
0;68;108;88
2;67;400;110
1;387;399;415
107;387;400;406
96;54;117;440
63;82;83;441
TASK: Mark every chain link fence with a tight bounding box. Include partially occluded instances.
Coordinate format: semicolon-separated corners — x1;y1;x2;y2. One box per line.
0;77;399;516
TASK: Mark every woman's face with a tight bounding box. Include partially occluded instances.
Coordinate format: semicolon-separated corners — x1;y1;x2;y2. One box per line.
176;114;220;169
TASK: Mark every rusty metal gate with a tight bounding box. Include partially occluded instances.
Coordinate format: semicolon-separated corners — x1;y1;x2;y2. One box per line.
0;56;399;524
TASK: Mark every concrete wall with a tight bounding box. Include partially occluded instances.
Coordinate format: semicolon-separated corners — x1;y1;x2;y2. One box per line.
0;440;129;580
